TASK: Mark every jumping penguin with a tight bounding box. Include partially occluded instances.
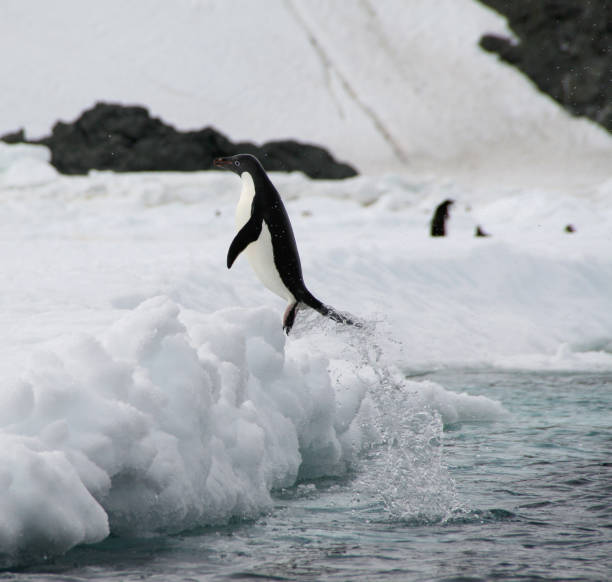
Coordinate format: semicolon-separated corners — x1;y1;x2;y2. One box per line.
214;154;356;334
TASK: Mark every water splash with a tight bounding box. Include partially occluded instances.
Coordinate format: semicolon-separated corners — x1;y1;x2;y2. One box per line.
289;312;462;523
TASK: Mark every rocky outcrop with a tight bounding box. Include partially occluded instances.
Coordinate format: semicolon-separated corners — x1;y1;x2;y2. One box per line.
1;102;357;179
478;0;612;132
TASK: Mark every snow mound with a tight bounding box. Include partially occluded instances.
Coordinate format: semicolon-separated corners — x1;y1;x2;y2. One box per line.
1;296;502;565
0;142;57;188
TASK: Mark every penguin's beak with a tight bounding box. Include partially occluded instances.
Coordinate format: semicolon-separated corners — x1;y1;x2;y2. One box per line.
213;157;233;169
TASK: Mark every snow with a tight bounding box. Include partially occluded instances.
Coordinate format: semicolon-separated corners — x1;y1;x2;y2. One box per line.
1;0;611;568
1;0;611;182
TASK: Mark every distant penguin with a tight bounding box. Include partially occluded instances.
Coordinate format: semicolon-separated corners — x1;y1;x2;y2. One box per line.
565;224;576;233
214;154;356;334
430;199;454;237
475;225;491;237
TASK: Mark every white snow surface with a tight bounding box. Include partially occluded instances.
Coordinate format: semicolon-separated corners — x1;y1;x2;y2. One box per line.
1;0;611;183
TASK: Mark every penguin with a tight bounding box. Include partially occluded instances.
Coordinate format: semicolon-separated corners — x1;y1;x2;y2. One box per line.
430;199;454;237
214;153;356;334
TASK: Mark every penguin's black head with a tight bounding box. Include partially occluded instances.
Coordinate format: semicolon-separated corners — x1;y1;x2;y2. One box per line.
213;154;262;176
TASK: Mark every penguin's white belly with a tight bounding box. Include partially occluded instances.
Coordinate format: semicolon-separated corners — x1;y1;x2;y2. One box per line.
235;172;294;303
245;225;294;302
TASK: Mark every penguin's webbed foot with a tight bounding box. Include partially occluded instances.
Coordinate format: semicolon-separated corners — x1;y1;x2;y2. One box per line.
283;301;299;335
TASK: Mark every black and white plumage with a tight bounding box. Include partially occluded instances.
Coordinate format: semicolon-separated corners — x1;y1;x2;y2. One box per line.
214;154;355;334
430;199;454;237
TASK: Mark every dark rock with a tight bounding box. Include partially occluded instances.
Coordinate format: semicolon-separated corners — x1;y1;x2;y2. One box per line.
477;0;612;133
0;129;26;144
2;102;357;179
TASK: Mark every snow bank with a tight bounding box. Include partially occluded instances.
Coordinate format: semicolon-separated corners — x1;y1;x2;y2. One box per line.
0;142;56;188
1;142;610;372
1;0;611;184
0;298;329;563
0;294;500;565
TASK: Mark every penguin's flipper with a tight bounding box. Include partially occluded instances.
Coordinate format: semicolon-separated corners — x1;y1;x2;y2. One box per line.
227;216;262;268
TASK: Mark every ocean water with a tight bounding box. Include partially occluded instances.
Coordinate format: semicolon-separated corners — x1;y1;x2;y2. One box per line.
5;369;609;582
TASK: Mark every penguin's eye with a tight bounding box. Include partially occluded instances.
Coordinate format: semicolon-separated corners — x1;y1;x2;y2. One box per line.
234;160;240;167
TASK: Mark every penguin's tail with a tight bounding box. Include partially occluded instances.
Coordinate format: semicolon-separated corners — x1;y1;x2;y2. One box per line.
283;290;359;335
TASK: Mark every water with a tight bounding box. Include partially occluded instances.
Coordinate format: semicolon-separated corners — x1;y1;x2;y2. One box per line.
4;370;611;581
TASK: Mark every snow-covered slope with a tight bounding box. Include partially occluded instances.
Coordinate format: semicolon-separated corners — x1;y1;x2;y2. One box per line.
1;0;610;183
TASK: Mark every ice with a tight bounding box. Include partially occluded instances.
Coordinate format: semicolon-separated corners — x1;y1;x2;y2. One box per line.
2;287;495;563
415;380;507;425
0;439;109;560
